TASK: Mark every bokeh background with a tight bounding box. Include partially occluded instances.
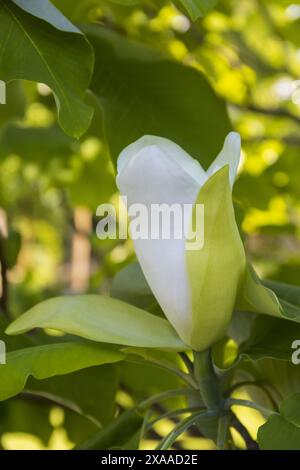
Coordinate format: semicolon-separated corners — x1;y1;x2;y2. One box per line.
0;0;300;449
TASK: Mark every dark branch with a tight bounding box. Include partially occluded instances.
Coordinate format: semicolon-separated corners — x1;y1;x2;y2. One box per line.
230;103;300;126
230;412;259;450
179;352;194;375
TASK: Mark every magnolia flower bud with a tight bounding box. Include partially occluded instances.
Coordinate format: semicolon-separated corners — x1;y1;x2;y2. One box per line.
116;133;245;351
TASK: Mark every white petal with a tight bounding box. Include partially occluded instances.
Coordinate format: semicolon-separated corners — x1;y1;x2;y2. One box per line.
117;135;207;188
206;132;241;188
117;137;203;343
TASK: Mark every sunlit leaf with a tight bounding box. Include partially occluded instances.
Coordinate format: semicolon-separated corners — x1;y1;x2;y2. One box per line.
6;295;187;350
0;0;94;138
258;394;300;450
237;263;300;322
26;365;119;426
0;341;124;401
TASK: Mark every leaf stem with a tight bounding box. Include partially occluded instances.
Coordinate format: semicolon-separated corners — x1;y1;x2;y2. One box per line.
156;410;216;450
193;349;223;411
226;398;277;417
217;412;230;450
226;380;279;411
146;406;206;428
137;388;194;412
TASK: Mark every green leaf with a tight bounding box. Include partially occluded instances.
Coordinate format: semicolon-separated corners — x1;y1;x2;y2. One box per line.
240;316;300;361
0;81;25;125
157;410;210;449
231;317;300;402
85;26;231;168
26;364;120;427
76;408;144;450
236;264;282;317
258;414;300;450
0;341;124;401
212;313;300;373
237;263;300;322
243;358;300;405
11;0;81;30
120;361;184;408
122;347;195;387
111;262;159;312
0;0;94;138
194;413;219;443
6;295;187;350
177;0;218;21
186;166;246;351
0;124;75;162
0;398;53;445
280;393;300;427
258;394;300;450
263;279;300;309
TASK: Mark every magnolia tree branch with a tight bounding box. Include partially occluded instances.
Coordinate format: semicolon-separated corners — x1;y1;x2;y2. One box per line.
230;103;300;125
230;412;259;450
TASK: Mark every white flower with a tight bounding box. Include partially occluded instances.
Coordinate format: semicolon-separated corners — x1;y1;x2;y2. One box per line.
116;133;243;349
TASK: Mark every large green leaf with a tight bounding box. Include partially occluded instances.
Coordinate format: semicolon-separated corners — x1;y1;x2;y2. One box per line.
258;394;300;450
0;398;53;445
280;393;300;427
248;359;300;402
0;341;124;401
239;315;300;362
120;361;184;406
0;124;74;161
26;364;119;427
234;316;300;402
258;414;300;450
6;295;187;350
76;408;144;450
0;0;94;138
212;315;300;373
85;26;231;168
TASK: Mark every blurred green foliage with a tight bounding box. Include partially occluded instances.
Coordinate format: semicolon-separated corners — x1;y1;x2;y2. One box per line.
0;0;300;450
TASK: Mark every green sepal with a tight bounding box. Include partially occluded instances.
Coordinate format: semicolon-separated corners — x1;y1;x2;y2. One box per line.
186;166;246;351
